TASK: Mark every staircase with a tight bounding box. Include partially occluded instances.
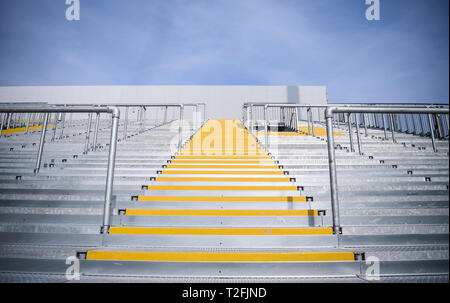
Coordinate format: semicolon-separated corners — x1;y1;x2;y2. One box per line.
0;117;448;283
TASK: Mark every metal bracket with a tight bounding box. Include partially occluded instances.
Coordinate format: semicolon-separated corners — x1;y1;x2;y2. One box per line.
131;196;138;201
141;185;149;190
354;252;366;261
118;209;126;215
333;227;343;235
407;170;413;175
290;178;296;182
425;177;432;182
15;176;22;180
76;251;87;260
306;197;314;202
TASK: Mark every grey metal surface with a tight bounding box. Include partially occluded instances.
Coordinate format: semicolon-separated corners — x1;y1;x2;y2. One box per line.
0;104;448;282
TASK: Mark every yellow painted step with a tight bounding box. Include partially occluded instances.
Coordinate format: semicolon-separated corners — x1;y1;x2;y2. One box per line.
125;209;318;216
159;170;285;175
170;160;275;164
86;251;355;262
1;125;53;135
178;154;268;157
166;164;280;169
109;227;333;235
145;185;298;191
175;156;271;159
137;196;307;202
154;177;292;182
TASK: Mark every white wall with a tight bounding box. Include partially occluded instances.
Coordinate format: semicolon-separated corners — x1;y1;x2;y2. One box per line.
0;85;327;119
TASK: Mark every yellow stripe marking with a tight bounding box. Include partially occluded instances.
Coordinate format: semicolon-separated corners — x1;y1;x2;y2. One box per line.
155;177;291;182
137;196;307;202
170;160;275;164
125;209;318;216
1;125;53;135
146;185;298;191
160;170;285;175
166;165;279;169
175;156;271;159
86;251;355;262
109;227;333;235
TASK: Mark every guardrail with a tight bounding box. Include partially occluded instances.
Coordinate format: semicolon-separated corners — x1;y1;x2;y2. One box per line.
0;102;206;233
0;105;120;234
109;103;205;152
244;103;449;238
325;106;449;235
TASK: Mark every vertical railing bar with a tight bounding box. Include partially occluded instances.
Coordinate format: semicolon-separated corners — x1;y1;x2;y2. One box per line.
347;113;354;152
84;113;93;154
92;112;100;151
427;114;437;152
355;113;362;155
34;112;49;174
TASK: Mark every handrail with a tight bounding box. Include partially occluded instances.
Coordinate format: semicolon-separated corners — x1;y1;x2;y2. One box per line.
244;103;449;238
106;103;205;151
325;106;449;236
0;105;120;234
242;103;449;151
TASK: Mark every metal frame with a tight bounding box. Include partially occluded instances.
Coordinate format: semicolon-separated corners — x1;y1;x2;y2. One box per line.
0;105;120;234
243;103;449;238
325;106;449;235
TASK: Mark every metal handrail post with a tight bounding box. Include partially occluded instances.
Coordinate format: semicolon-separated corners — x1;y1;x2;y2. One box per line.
355;113;362;155
427;114;437;152
436;114;444;139
6;113;11;130
264;105;269;150
325;109;342;236
178;105;184;152
310;108;315;137
382;114;388;140
307;108;311;136
84;113;93;154
163;106;168;124
250;105;253;132
59;113;66;139
347;113;354;152
25;113;31;134
389;114;396;143
101;107;120;234
92;112;100;151
363;113;368;137
51;113;60;142
123;106;129;141
34;113;49;174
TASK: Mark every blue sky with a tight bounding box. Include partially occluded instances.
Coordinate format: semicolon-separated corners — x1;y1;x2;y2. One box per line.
0;0;448;103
